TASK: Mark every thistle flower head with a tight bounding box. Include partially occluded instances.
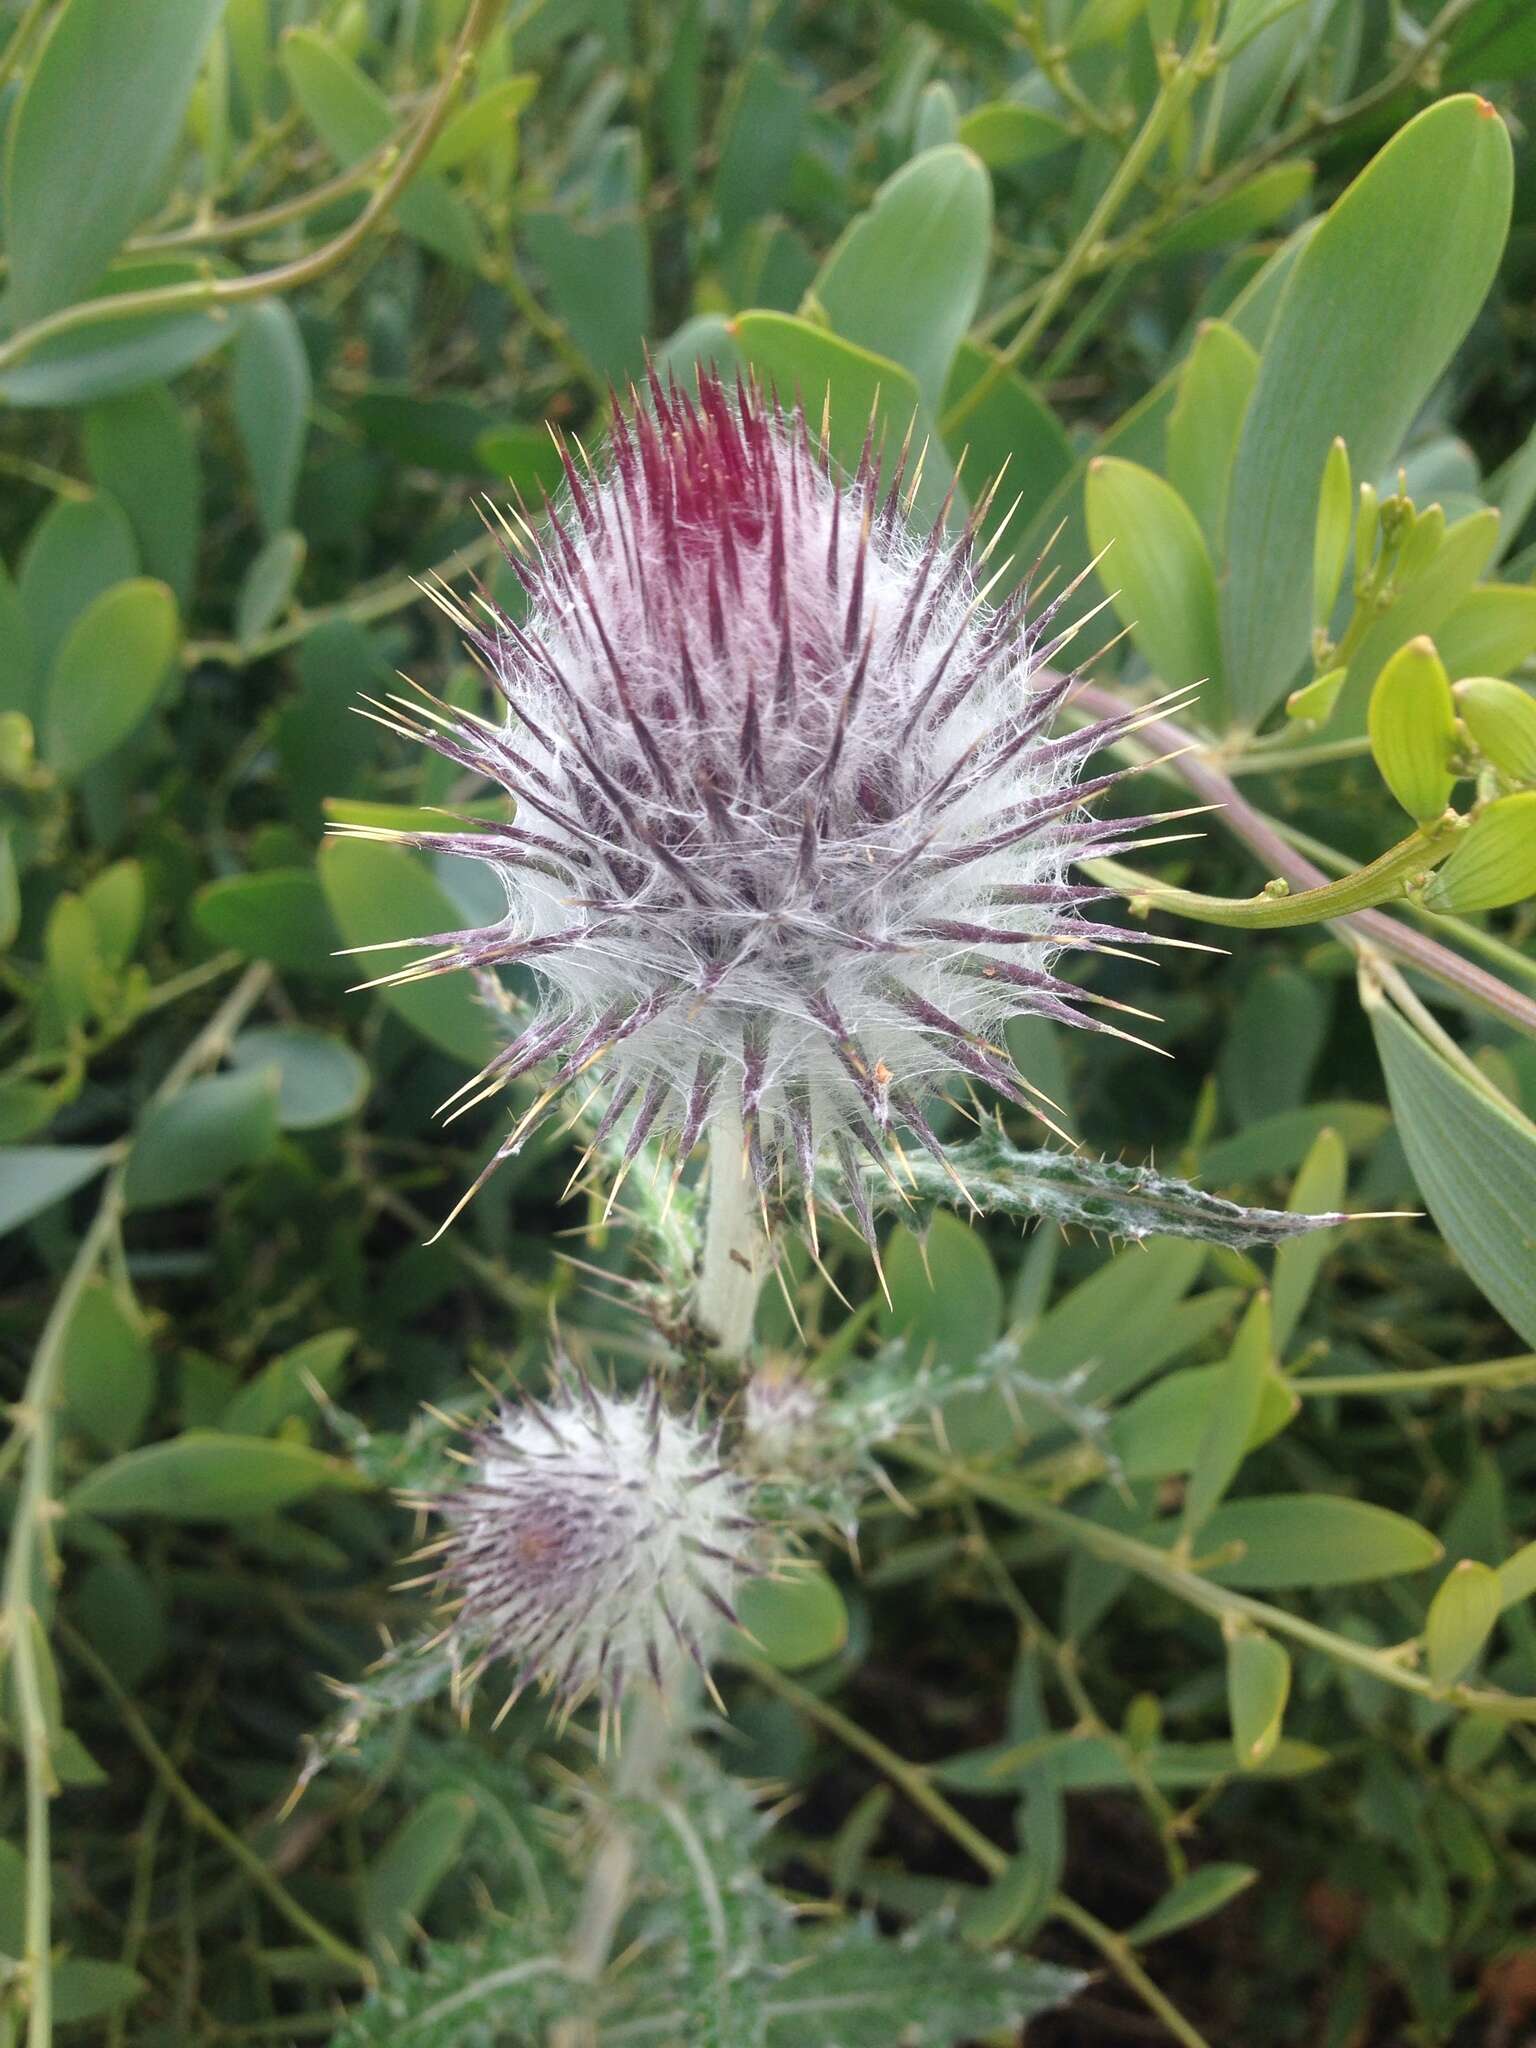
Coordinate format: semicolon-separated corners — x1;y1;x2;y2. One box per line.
437;1377;752;1713
345;372;1177;1232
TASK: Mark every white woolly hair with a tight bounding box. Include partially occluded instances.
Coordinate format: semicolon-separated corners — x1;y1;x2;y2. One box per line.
338;372;1185;1240
434;1377;753;1715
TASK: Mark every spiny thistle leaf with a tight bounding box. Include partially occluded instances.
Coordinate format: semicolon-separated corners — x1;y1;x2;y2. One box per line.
755;1913;1086;2045
832;1127;1365;1249
745;1343;1114;1543
328;1923;579;2047
295;1637;461;1794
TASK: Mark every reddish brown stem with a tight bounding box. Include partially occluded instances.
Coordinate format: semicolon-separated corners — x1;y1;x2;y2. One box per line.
1070;681;1536;1040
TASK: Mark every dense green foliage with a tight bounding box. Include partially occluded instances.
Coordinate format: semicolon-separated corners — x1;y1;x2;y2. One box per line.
3;1;1536;2044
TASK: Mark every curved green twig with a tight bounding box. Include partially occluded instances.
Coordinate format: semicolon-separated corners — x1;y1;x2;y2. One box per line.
1090;814;1463;929
0;0;501;378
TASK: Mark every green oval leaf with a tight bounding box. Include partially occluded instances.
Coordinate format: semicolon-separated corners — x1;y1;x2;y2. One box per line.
0;1145;113;1238
221;1328;356;1437
194;868;346;976
0;263;237;408
1154;159;1314;258
19;492;138;681
83;386;201;608
1371;1001;1536;1348
956;102;1073;169
43;578;178;782
1110;1361;1295;1481
1272;1127;1348;1350
61;1282;155;1456
318;838;501;1066
229;1025;369;1129
942;341;1074;576
1497;1538;1536;1611
279;29;482;269
1425;1558;1502;1687
733;1567;848;1670
50;1960;146;2026
1201;1493;1443;1587
809;143;992;415
879;1211;1003;1368
66;1430;361;1521
1126;1864;1258;1945
82;864;144;974
523;210;650;385
423;73;537;173
233;302;312;537
1086;456;1224;714
1166;319;1259;560
363;1790;478;1954
1227;1632;1290;1770
727;311;953;524
1224;96;1514;722
714;52;807;239
236;529;306;647
73;1554;168;1690
1183;1293;1273;1537
1436;584;1536;680
3;0;229;324
124;1068;280;1211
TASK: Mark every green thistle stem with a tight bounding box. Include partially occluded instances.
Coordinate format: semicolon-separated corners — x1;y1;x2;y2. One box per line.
696;1110;764;1359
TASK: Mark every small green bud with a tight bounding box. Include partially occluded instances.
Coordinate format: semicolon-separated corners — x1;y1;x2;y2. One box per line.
1368;636;1458;822
1396;503;1446;584
1378;485;1414;552
1455;676;1536;784
0;713;36;785
1422;792;1536;913
1313;437;1352;631
1286;666;1348;725
1124;1693;1162;1751
1354;482;1380;588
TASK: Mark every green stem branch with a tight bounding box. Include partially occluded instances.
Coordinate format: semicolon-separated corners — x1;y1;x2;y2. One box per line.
186;533;500;668
943;2;1221;438
1071;680;1536;1042
0;0;500;379
896;1444;1536;1720
0;0;50;95
1090;812;1461;929
59;1624;375;1985
130;141;397;252
1;964;272;2048
745;1657;1212;2048
1295;1353;1536;1398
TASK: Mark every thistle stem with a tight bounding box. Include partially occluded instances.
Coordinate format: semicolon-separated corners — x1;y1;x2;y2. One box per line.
554;1684;679;2048
696;1109;765;1359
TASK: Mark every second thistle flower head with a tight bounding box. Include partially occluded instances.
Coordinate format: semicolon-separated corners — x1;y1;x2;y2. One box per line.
437;1376;752;1715
347;372;1168;1227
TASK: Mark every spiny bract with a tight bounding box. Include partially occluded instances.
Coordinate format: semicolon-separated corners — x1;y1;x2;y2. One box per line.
342;372;1182;1238
434;1377;753;1714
